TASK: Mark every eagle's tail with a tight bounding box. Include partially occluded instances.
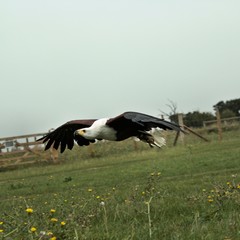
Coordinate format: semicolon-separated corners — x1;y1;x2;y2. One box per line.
149;128;166;148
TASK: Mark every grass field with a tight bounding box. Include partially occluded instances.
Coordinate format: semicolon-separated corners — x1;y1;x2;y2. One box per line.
0;129;240;240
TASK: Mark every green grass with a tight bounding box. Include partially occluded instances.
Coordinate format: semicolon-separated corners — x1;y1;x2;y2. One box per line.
0;129;240;239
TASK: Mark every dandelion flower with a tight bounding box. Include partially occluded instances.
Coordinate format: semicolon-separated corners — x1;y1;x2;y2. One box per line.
0;229;3;233
50;218;58;222
47;231;53;236
0;222;3;225
26;208;33;214
96;196;100;199
50;209;56;213
61;221;66;226
50;237;57;240
30;227;37;232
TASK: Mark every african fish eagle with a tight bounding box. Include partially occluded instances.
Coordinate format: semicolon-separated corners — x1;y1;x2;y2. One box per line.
38;111;183;153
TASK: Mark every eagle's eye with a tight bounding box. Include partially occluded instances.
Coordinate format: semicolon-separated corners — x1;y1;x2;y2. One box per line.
78;129;86;135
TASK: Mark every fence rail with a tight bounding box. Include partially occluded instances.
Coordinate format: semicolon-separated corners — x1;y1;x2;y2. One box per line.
0;132;58;169
203;116;240;127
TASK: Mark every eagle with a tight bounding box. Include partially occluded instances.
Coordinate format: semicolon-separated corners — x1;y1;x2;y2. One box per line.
38;111;183;153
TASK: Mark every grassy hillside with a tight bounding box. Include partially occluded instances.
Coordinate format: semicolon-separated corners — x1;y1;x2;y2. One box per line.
0;129;240;239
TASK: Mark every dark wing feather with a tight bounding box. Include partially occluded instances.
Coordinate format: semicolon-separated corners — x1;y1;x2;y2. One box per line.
107;111;183;140
123;112;183;131
38;119;96;153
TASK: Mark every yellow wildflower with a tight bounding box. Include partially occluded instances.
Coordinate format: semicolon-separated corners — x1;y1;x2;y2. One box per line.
88;188;93;192
26;208;33;214
50;218;58;222
50;209;56;213
50;237;57;240
226;181;233;188
0;222;3;225
47;231;53;236
30;227;37;232
0;229;3;233
61;221;66;226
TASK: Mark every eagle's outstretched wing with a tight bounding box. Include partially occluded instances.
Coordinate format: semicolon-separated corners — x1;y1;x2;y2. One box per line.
123;111;182;131
38;119;96;153
107;111;183;140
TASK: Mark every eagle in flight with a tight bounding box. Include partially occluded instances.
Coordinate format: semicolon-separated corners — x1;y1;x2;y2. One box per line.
38;111;183;153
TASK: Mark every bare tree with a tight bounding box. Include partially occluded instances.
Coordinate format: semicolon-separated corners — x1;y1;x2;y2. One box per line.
159;99;178;119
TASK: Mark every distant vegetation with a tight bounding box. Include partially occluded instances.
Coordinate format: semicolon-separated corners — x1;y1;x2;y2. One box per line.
214;98;240;117
0;128;239;239
167;98;240;128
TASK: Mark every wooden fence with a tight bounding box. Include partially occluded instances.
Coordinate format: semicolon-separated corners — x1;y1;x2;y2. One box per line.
203;116;240;128
0;132;58;170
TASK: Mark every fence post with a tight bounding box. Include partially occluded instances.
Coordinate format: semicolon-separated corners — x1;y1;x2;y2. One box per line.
174;113;185;146
216;108;223;142
178;113;185;144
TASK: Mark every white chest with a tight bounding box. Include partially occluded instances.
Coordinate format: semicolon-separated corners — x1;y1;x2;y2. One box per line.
88;118;117;141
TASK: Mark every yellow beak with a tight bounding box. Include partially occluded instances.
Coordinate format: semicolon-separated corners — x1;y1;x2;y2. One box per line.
77;129;85;136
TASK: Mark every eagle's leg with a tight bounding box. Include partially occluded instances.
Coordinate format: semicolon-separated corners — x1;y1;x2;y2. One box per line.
137;131;159;148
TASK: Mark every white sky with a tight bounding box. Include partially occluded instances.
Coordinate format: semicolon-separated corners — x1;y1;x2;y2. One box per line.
1;0;240;137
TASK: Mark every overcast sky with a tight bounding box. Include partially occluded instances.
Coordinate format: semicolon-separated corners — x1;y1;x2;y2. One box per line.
1;0;239;137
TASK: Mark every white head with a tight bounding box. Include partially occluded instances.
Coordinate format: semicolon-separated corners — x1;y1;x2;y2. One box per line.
74;118;117;141
75;128;97;140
